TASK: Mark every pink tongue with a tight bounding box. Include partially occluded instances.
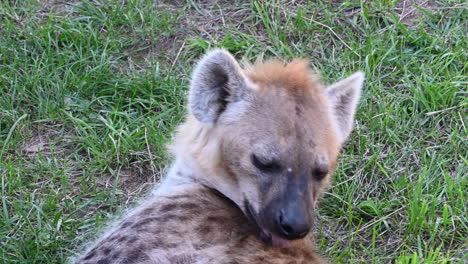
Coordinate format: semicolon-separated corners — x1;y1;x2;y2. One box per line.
270;234;292;248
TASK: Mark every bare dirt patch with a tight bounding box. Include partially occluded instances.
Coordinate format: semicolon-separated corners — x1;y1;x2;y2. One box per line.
132;1;256;71
22;122;73;158
106;166;159;196
37;0;75;18
394;0;440;26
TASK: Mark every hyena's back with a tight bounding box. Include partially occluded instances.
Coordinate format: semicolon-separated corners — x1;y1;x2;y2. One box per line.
75;184;325;264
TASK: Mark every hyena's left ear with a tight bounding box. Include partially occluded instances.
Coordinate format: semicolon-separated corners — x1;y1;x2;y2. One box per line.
324;71;364;143
189;49;248;123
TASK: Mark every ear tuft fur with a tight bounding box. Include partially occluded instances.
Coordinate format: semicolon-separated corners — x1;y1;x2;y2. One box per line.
189;49;247;123
324;71;364;143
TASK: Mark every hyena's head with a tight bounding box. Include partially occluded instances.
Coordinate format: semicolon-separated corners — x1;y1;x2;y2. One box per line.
175;49;363;247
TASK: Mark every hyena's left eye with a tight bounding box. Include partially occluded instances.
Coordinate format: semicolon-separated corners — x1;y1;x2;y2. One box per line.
251;154;281;173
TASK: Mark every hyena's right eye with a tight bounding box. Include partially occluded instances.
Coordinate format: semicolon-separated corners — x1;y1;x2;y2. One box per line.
251;154;281;173
312;166;328;181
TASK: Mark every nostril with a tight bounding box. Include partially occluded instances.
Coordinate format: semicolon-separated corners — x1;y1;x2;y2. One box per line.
278;214;294;235
277;211;311;239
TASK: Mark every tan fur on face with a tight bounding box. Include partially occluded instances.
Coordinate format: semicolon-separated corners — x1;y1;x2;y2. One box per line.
173;59;341;213
246;59;341;176
248;60;340;202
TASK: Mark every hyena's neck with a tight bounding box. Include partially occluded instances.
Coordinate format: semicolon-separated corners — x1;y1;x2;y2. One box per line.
157;116;243;206
152;156;207;196
156;115;224;188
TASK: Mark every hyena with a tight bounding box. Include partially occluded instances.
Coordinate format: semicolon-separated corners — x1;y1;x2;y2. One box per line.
74;49;364;264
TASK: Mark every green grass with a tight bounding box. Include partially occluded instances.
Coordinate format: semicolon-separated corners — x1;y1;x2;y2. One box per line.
0;0;466;263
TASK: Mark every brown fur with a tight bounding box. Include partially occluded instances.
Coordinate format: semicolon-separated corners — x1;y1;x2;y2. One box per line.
74;49;363;264
75;185;327;264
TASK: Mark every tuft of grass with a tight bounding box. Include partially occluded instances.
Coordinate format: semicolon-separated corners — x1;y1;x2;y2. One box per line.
0;1;184;262
0;0;466;263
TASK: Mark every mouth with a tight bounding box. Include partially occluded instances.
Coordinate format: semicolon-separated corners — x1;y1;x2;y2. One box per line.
259;230;293;247
243;200;294;248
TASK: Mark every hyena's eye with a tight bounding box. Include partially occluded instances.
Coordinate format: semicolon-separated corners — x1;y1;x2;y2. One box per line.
251;154;281;172
312;167;328;181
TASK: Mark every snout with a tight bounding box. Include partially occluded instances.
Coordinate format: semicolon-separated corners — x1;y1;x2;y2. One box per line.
245;196;314;247
248;168;315;246
275;207;311;239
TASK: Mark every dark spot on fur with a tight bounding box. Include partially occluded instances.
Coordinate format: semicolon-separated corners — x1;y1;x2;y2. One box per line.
141;207;155;215
178;203;199;210
279;248;296;256
121;250;149;264
136;243;148;251
195;221;231;244
152;237;178;249
308;139;316;148
158;214;176;222
83;248;97;260
295;105;302;115
176;215;190;221
121;221;132;228
196;225;211;234
154;228;164;234
117;236;128;243
102;247;111;256
110;252;120;260
159;203;177;213
97;258;110;264
166;194;191;200
168;254;195;264
254;256;267;262
167;242;178;248
138;227;163;236
108;236;118;242
172;230;183;237
206;215;226;223
127;237;139;244
194;242;210;250
152;239;162;248
131;217;162;229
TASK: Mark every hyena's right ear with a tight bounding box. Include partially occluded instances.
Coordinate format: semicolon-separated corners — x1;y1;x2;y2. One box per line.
189;49;248;123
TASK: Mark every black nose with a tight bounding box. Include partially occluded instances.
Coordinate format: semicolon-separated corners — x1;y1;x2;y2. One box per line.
276;210;311;239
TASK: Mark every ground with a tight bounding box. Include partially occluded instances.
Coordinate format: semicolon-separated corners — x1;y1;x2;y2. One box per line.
0;0;466;263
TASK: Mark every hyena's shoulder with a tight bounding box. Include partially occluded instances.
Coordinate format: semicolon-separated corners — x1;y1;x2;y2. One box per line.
74;185;325;264
74;185;245;263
